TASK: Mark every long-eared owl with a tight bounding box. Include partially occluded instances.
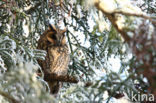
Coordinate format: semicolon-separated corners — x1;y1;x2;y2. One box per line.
37;24;69;94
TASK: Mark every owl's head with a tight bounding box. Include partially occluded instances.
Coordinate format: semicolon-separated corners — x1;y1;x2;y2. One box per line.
46;24;66;46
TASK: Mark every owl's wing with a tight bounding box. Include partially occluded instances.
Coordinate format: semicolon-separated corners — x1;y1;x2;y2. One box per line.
37;30;51;73
37;29;50;50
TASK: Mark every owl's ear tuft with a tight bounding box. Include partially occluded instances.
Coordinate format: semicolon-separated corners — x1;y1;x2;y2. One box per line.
49;24;57;32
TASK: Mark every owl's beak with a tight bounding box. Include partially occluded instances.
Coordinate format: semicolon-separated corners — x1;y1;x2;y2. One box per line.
56;35;63;46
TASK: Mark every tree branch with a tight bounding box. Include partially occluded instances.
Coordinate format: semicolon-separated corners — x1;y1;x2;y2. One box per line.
113;11;156;24
94;1;131;42
43;72;78;83
95;0;156;99
94;0;156;42
0;90;20;103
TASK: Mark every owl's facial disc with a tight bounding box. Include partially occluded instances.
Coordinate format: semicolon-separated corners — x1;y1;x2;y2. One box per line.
48;24;66;46
55;33;64;46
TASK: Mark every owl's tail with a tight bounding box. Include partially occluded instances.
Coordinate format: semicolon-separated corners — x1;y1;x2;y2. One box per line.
48;81;61;95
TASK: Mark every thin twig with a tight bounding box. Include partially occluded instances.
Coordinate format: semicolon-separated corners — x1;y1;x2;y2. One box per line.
25;2;41;14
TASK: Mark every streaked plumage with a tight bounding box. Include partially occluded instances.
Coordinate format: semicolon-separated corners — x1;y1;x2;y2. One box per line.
37;24;69;94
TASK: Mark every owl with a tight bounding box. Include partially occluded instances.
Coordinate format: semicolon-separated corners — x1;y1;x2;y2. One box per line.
37;24;69;95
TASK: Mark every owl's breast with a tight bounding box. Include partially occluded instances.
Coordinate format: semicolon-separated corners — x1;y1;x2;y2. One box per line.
48;45;69;75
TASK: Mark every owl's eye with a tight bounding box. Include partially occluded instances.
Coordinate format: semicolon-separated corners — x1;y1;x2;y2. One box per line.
51;34;57;40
